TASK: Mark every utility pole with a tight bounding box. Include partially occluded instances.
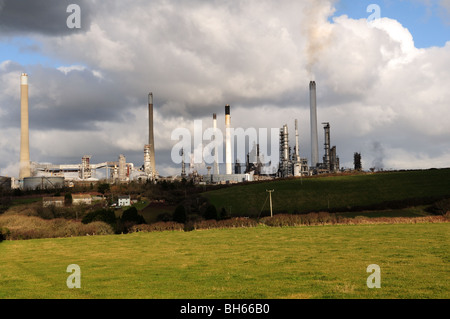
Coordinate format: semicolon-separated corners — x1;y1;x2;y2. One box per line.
266;189;274;217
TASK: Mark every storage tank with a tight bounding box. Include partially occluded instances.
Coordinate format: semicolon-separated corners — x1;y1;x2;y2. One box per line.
23;176;64;190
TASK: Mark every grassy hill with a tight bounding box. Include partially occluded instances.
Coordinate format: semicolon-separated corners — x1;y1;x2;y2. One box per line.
203;169;450;217
0;223;448;299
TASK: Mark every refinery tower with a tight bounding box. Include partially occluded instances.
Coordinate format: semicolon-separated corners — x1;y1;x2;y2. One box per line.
19;73;31;179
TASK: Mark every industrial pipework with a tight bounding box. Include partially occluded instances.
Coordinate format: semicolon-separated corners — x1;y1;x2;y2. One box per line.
225;105;232;175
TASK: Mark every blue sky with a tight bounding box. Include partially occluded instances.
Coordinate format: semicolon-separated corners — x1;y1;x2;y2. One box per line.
333;0;450;48
0;37;60;67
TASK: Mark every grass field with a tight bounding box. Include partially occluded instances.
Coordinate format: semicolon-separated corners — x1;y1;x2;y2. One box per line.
0;222;448;299
204;169;450;216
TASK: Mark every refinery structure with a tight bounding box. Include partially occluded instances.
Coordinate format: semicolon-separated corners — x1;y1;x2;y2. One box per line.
189;80;341;183
1;74;342;190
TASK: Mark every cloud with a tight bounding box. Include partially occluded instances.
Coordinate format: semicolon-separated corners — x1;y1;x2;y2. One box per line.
0;0;92;36
440;0;450;24
0;0;449;177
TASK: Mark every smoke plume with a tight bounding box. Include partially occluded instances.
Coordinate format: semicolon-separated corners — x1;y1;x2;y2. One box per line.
371;141;385;171
301;0;336;79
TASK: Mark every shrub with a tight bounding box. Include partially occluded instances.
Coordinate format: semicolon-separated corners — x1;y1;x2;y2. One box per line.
444;211;450;221
156;212;171;222
130;222;184;233
219;207;230;220
261;212;338;227
121;207;146;224
0;227;10;241
204;204;218;220
82;209;116;227
426;198;450;215
0;214;114;240
65;193;73;206
194;217;258;230
184;221;195;232
173;205;187;224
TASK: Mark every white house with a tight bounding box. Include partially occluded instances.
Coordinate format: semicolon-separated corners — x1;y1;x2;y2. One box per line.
72;194;92;205
118;195;131;207
43;197;64;207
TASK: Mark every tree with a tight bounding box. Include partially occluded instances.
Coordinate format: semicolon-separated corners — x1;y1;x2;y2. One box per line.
97;183;110;195
204;204;218;220
121;206;146;224
354;152;362;171
65;193;72;206
82;209;116;228
219;207;230;220
173;205;187;224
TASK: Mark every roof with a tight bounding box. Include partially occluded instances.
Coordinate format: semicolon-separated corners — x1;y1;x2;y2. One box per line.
43;197;65;202
72;194;92;199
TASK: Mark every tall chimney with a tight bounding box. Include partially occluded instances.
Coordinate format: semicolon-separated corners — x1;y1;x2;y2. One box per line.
225;104;232;175
148;93;156;178
322;122;331;171
213;113;219;175
310;81;319;167
295;119;300;162
19;73;31;179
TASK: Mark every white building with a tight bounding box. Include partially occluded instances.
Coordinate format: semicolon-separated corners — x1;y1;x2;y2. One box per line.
43;197;64;207
72;194;92;205
118;195;131;207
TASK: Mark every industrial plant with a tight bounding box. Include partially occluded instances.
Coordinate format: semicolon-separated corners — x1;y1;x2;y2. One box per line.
2;73;342;190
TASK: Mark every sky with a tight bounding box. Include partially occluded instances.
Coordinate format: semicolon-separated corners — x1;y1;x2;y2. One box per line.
0;0;449;178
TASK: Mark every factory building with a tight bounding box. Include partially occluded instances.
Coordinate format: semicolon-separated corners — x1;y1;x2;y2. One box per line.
22;176;65;190
206;173;254;184
197;104;258;184
277;121;309;178
315;122;340;174
245;143;263;175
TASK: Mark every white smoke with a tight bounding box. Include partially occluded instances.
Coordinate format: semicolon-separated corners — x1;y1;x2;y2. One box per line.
301;0;337;79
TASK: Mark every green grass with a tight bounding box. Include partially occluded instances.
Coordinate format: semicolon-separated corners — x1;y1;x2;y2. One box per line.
132;199;150;211
0;223;448;299
204;169;450;216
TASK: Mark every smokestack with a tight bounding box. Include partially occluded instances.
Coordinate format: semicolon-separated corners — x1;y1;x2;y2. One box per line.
213;113;219;175
310;81;319;167
19;73;31;180
295;119;300;161
148;93;156;178
322;122;331;170
225;104;232;175
283;124;289;162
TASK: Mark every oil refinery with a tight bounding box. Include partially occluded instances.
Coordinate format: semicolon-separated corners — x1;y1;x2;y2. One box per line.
2;73;343;190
